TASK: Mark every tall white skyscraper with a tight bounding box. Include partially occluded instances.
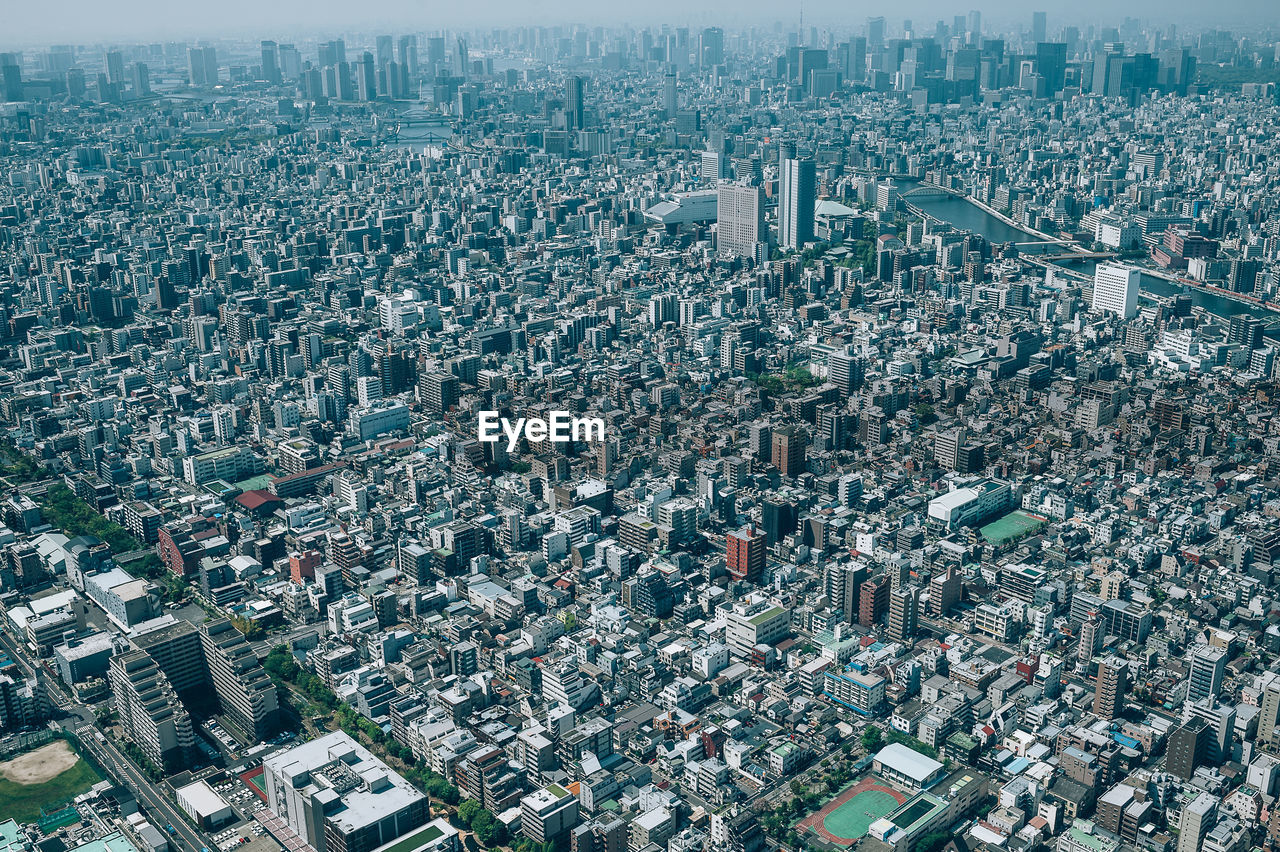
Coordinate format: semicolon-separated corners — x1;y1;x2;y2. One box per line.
717;183;766;260
1092;263;1140;319
779;157;816;250
662;67;677;117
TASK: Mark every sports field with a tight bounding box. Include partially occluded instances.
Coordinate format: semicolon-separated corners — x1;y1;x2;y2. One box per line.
980;510;1048;545
0;741;100;823
796;777;907;846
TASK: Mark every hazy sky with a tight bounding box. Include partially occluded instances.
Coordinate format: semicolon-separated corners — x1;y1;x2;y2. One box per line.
4;0;1277;47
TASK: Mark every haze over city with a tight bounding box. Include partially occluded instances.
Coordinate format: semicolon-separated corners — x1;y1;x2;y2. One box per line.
1;8;1280;852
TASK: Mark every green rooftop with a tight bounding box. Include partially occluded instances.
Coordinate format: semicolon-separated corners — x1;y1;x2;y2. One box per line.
1062;825;1119;852
750;606;785;626
377;823;446;852
547;784;570;799
980;510;1048;545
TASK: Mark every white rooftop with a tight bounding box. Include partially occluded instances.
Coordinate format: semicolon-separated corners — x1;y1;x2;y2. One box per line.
874;743;944;783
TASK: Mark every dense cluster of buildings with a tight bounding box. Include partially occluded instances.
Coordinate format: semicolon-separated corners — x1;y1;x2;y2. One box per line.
2;9;1280;852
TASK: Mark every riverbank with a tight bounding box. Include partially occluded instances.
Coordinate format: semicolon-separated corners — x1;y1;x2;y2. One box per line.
907;187;1280;323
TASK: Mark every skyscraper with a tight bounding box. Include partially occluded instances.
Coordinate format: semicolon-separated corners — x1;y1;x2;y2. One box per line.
1035;42;1066;95
1092;264;1140;319
867;17;886;51
662;67;677;117
358;52;377;101
1;60;21;101
779;157;816;250
565;75;585;129
700;27;724;68
260;41;281;85
398;35;418;75
1031;11;1048;45
104;50;125;85
131;62;151;97
717;183;766;261
186;46;217;86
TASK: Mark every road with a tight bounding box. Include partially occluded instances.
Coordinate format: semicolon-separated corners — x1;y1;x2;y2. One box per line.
77;727;211;852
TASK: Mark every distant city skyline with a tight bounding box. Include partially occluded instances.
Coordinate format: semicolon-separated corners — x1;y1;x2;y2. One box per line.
4;0;1278;47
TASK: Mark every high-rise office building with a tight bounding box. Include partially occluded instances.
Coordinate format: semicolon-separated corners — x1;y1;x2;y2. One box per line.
779;157;816;249
867;17;886;51
188;47;217;87
1092;656;1128;720
565;75;585;129
1035;42;1066;95
131;62;151;97
726;525;767;584
2;60;22;101
397;35;418;75
104;50;125;85
1092;264;1140;319
761;498;798;545
700;27;724;68
1031;11;1048;45
717;183;766;261
376;35;394;68
662;67;677;117
261;41;281;85
358;52;377;100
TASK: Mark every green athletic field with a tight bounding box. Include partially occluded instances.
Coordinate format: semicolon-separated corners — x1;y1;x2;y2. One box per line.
821;789;901;840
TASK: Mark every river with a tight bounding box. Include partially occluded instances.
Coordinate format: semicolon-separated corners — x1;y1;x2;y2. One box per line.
907;194;1280;327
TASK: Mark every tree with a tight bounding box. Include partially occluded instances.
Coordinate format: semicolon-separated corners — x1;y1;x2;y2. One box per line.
916;830;951;852
861;725;883;752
